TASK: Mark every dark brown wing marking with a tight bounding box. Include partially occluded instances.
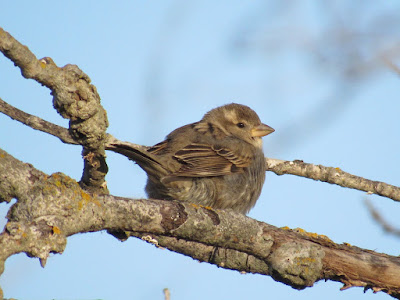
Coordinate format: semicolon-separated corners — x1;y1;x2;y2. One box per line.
164;143;251;180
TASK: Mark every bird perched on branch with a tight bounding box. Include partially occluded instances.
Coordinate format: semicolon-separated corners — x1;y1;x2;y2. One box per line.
108;103;274;214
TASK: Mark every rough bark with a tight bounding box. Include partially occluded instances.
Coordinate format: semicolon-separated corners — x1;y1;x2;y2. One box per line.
1;148;400;298
0;27;109;194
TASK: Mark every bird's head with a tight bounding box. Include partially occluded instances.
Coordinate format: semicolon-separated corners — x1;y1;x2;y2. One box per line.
200;103;274;148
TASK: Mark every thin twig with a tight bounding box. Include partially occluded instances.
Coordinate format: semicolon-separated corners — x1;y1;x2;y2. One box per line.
382;56;400;77
365;198;400;237
0;97;77;145
265;158;400;203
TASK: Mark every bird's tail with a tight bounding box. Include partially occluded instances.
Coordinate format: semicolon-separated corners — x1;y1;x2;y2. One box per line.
106;142;168;179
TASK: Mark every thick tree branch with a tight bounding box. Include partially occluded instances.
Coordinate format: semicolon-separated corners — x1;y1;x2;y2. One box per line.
0;148;399;298
0;27;108;193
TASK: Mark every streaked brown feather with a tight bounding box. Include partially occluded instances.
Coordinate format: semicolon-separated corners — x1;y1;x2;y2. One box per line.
147;140;169;154
163;143;249;180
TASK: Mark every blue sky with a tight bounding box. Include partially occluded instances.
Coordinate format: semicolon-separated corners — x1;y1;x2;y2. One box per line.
1;1;400;299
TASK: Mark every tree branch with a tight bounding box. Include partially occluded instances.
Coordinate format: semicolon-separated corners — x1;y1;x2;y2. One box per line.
0;26;108;193
265;158;400;203
365;199;400;237
0;147;399;298
0;97;77;145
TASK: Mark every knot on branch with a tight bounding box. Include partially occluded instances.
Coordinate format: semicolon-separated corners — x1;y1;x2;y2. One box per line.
38;58;109;191
5;220;67;267
160;202;188;232
51;63;93;119
49;63;108;149
268;241;324;289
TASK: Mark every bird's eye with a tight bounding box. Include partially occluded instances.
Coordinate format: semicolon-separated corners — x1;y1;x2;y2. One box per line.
236;122;245;128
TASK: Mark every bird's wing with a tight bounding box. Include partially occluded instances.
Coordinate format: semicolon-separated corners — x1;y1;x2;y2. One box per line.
163;143;251;182
147;140;169;155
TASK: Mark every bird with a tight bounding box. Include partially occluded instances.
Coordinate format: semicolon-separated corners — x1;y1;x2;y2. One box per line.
107;103;274;214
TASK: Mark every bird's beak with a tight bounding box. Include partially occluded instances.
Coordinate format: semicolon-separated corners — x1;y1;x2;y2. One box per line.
251;123;275;137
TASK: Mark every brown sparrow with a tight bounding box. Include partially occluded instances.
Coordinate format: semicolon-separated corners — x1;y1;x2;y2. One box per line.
107;103;274;214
